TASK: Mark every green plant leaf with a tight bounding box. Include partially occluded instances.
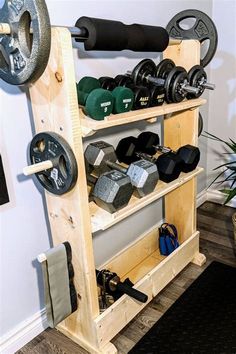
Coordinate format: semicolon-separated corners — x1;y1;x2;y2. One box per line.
213;161;236;170
223;188;236;205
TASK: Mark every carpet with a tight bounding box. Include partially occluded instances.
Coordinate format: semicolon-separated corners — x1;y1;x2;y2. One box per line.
129;261;236;354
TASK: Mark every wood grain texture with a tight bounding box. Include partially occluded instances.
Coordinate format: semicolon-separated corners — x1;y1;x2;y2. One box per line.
17;202;236;354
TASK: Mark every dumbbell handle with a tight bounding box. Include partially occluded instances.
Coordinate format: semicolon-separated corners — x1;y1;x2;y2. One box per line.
106;160;127;174
23;160;53;176
181;83;199;94
116;282;148;303
136;151;156;163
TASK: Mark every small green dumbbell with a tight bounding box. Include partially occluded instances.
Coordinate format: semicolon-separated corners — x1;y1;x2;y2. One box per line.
78;76;101;93
77;76;114;120
77;88;114;121
112;86;134;114
99;76;134;114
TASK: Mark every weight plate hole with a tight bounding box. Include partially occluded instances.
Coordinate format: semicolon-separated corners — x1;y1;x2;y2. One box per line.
201;39;210;60
40;173;54;189
33;139;46;153
59;155;68;179
178;17;196;30
18;11;33;58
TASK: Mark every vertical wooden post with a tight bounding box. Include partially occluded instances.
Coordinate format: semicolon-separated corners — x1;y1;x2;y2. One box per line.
29;28;102;352
163;41;203;251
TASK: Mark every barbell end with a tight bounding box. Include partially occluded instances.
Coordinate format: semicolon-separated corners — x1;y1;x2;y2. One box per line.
0;23;11;35
23;160;53;176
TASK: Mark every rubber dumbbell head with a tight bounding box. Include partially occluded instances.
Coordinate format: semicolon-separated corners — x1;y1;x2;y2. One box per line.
78;76;101;93
77;88;114;120
112;86;134;114
137;131;200;174
99;76;117;91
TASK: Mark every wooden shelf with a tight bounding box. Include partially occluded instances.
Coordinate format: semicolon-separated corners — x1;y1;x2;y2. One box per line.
94;231;200;346
80;98;207;137
90;167;203;233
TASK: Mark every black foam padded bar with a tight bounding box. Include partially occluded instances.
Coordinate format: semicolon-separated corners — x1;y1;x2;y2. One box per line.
75;17;169;52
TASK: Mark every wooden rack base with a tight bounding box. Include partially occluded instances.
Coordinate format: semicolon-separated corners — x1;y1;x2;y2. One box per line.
28;28;206;354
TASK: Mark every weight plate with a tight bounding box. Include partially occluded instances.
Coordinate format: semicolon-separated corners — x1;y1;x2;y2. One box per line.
171;71;188;103
156;59;175;80
166;9;218;67
164;66;185;103
0;0;51;85
131;59;156;86
187;65;207;98
198;112;203;137
30;132;78;195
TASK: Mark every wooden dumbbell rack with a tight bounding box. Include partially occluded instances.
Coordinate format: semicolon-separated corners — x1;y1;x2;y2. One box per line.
29;28;206;354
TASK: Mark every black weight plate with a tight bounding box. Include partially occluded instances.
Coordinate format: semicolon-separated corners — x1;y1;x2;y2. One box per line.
131;59;156;86
171;69;188;103
30;132;78;195
166;9;218;67
165;66;185;103
0;0;51;85
187;65;207;98
198;112;204;137
156;59;175;80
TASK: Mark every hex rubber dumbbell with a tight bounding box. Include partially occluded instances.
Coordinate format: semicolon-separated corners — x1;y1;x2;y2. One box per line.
114;75;150;110
116;136;183;183
77;77;114;120
85;141;159;198
85;160;133;213
136;132;201;173
99;76;134;113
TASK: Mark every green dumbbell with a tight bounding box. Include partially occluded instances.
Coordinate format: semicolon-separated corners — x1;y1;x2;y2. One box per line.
78;76;101;93
99;76;134;113
112;86;134;114
77;87;114;121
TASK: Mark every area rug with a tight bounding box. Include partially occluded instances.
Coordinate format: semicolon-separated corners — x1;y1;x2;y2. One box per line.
129;261;236;354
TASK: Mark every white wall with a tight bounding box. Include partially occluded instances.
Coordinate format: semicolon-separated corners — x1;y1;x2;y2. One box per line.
207;0;236;206
0;0;213;351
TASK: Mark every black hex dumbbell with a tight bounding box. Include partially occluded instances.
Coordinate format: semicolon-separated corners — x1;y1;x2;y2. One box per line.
85;160;133;213
116;136;183;183
114;75;150;110
136;131;200;173
85;141;159;198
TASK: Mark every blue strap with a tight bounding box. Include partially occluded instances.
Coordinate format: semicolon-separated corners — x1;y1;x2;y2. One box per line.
159;223;179;255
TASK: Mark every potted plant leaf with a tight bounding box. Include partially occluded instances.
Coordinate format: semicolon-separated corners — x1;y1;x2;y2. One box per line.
205;132;236;241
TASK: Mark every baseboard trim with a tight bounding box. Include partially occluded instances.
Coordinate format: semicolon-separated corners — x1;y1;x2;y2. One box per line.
196;190;208;207
206;189;236;208
0;309;47;354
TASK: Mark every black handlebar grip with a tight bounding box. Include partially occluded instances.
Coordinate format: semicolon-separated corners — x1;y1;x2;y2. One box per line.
116;282;148;303
75;17;169;52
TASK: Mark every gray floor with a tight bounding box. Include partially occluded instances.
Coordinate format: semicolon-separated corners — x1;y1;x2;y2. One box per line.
17;202;236;354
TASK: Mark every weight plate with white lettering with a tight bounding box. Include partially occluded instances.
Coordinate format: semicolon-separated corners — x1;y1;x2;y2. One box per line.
29;132;78;195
